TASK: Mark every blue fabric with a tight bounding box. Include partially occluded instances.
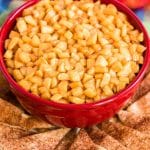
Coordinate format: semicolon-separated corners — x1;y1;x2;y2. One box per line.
134;8;145;20
0;0;11;12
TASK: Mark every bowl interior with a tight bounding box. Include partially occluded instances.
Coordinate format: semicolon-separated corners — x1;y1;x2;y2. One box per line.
0;0;149;109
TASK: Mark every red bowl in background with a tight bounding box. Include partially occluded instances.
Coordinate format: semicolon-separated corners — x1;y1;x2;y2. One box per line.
0;0;150;128
119;0;150;9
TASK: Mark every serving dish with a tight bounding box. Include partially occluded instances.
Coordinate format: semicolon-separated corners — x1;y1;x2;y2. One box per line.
0;0;149;128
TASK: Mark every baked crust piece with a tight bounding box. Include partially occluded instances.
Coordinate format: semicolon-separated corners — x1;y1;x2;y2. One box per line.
118;110;150;135
87;126;129;150
99;122;150;150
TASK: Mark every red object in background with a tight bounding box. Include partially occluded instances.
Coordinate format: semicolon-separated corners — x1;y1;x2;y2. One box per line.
120;0;150;9
0;0;150;128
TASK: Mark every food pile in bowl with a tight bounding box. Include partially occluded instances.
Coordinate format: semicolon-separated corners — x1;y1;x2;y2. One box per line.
4;0;146;104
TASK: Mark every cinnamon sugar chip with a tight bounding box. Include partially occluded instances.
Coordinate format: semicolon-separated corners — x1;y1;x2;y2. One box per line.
133;73;150;100
127;92;150;115
0;128;70;150
0;98;53;130
100;122;150;150
69;129;105;150
55;129;77;150
0;122;28;139
118;110;150;135
87;126;128;150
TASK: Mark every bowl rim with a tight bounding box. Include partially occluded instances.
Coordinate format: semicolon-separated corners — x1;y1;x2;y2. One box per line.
0;0;150;110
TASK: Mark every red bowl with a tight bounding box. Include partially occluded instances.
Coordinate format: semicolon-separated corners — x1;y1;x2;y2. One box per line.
0;0;150;128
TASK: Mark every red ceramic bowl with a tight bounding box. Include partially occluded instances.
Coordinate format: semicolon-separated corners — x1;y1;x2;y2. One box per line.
0;0;150;128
